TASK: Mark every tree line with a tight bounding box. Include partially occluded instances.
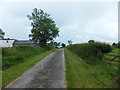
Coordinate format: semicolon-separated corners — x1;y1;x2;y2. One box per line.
112;41;120;48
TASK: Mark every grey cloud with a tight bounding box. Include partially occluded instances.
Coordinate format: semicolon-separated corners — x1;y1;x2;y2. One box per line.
0;2;118;45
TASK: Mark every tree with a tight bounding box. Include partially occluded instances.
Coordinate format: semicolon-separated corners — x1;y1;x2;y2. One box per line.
112;42;117;47
117;41;120;48
0;28;5;39
61;43;66;48
27;8;59;47
88;40;95;43
52;42;60;48
68;40;73;45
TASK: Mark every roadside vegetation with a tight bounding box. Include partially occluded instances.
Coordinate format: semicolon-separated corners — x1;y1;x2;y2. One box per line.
2;45;55;87
2;45;54;70
65;41;119;88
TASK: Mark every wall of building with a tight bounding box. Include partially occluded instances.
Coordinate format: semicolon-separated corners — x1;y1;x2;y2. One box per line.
0;40;15;47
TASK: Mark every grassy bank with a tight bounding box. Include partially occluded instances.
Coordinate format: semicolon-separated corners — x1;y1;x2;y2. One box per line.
65;49;118;88
67;42;112;60
2;47;48;70
0;71;2;89
2;48;55;88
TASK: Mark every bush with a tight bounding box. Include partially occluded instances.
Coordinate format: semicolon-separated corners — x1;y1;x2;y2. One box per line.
44;45;54;50
61;43;66;48
2;48;7;56
15;45;33;50
2;56;24;70
88;40;95;43
2;47;17;56
67;42;112;60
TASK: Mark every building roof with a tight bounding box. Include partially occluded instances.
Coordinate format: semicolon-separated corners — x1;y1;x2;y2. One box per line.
1;39;16;40
13;40;34;45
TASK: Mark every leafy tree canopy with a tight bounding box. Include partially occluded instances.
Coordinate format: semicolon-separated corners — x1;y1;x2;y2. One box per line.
68;40;73;45
27;8;59;47
61;43;66;48
88;40;95;43
0;28;5;39
117;41;120;48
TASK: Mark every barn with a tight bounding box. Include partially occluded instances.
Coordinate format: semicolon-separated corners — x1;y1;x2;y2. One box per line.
0;39;15;47
13;40;34;47
0;39;35;47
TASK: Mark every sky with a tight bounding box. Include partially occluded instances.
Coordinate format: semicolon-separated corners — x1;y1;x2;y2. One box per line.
0;0;118;45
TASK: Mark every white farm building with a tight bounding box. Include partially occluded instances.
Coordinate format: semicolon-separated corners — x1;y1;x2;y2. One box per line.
0;39;34;47
0;39;15;47
0;29;35;47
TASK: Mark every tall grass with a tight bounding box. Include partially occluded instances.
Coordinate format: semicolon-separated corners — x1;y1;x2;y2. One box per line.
2;46;48;70
2;49;56;87
65;49;118;88
66;42;119;88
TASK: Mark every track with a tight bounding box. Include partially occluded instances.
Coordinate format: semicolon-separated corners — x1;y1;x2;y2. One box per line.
6;49;66;88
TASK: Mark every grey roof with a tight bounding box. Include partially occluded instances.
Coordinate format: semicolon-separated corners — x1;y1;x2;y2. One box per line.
13;40;34;45
1;38;16;40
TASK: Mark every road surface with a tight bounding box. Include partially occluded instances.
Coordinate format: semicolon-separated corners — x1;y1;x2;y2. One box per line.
6;49;66;88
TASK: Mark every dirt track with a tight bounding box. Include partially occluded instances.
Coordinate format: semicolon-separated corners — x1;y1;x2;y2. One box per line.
6;49;66;88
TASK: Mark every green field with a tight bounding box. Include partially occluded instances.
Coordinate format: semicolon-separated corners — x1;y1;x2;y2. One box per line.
103;48;120;66
2;47;55;88
108;48;120;56
65;49;118;88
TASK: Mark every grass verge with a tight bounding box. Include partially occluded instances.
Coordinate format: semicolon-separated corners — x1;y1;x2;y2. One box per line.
65;49;118;88
2;47;47;70
0;71;2;89
2;49;56;88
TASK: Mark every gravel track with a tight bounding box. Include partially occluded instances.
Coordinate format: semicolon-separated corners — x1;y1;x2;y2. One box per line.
6;49;66;88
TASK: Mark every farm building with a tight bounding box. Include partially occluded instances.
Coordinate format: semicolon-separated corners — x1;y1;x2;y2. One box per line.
0;39;15;47
0;29;35;47
0;39;35;47
13;40;35;47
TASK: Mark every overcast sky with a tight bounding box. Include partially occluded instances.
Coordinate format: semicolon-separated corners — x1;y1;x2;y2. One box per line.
0;1;118;45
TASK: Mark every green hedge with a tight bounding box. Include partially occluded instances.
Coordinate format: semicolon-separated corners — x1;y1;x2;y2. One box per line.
67;42;112;60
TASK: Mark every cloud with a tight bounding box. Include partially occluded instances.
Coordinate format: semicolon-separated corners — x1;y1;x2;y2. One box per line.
0;2;118;45
55;2;118;44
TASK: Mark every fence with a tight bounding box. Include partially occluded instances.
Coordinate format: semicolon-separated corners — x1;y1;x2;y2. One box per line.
103;55;120;62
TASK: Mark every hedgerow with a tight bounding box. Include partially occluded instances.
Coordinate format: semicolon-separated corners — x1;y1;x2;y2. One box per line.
67;41;112;60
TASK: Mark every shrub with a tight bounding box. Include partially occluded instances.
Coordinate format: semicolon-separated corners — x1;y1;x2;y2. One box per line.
88;40;95;43
67;41;112;60
44;45;54;50
2;47;17;56
2;56;24;70
15;45;33;50
2;48;7;56
61;43;66;48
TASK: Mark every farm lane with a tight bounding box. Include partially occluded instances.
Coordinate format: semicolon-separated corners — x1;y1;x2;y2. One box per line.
6;49;66;88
